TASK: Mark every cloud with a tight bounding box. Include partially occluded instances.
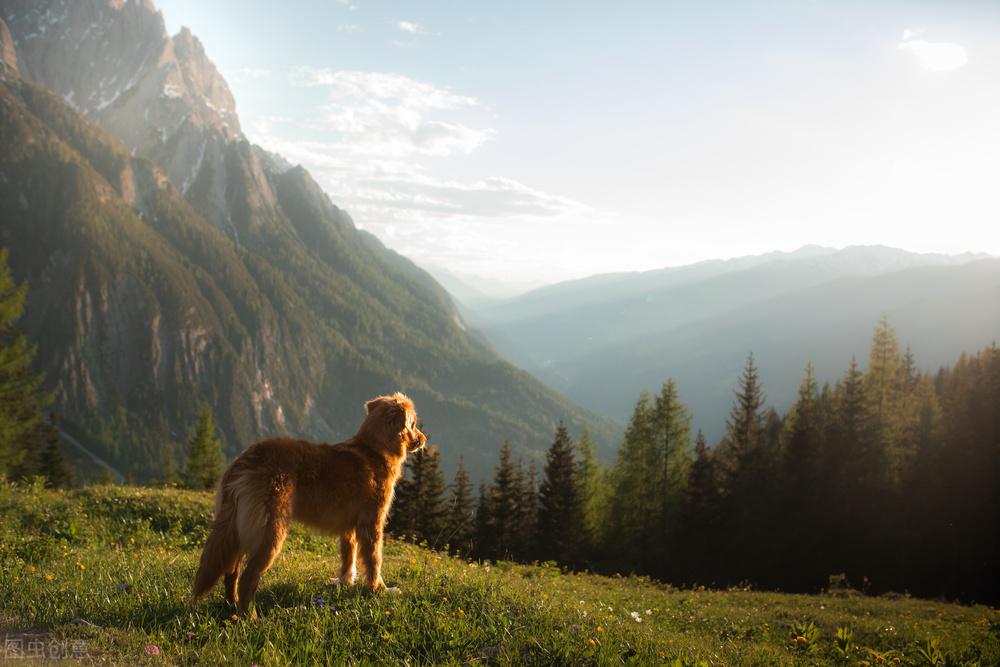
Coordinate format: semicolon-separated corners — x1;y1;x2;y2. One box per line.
397;21;427;35
335;0;358;10
288;69;492;157
244;69;603;282
899;31;968;72
337;24;360;33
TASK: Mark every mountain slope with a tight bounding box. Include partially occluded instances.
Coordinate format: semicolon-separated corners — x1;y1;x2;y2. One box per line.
468;248;999;441
0;6;617;480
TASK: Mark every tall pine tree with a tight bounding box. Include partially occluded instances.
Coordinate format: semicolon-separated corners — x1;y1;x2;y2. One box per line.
0;249;50;478
444;456;475;555
183;403;225;490
536;422;583;564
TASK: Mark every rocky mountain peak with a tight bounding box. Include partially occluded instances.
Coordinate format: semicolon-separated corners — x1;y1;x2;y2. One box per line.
0;17;16;73
1;0;244;230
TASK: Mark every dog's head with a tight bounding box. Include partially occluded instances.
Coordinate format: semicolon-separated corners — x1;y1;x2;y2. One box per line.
362;392;427;456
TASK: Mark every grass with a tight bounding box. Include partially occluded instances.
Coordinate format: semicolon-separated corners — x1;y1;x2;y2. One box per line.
0;482;996;665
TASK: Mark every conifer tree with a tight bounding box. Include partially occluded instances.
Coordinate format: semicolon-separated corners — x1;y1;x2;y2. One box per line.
0;249;49;477
183;403;225;490
486;442;521;559
575;428;607;552
36;414;72;488
412;446;448;548
445;456;475;555
536;422;583;563
474;481;493;559
514;461;538;559
607;391;660;566
681;430;719;582
651;380;691;573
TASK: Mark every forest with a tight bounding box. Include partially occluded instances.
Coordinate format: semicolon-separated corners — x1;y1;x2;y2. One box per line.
390;318;999;604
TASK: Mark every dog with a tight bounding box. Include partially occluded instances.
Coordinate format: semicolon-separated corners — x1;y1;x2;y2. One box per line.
190;392;426;617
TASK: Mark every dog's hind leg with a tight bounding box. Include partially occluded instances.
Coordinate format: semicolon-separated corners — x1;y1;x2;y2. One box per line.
224;554;243;607
336;530;357;586
236;479;292;618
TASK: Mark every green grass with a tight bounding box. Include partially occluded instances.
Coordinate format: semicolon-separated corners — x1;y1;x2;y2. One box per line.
0;482;996;665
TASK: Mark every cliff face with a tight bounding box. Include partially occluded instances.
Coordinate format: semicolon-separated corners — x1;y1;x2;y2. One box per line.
0;1;618;480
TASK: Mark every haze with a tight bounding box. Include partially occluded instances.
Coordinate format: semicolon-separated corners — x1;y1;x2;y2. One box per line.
156;0;1000;284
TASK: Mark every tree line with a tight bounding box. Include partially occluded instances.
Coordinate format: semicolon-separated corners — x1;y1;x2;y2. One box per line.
390;318;999;604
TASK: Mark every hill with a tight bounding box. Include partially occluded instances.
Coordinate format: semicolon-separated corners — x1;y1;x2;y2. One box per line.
0;3;617;481
0;482;996;665
466;246;999;441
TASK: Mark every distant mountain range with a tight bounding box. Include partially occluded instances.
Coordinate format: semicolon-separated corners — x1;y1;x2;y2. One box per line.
458;245;999;442
0;0;617;481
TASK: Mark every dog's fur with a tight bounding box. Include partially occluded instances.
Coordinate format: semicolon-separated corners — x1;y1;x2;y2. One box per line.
190;393;426;616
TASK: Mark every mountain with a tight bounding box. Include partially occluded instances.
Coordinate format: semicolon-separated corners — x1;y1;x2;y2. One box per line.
0;2;618;481
465;246;999;442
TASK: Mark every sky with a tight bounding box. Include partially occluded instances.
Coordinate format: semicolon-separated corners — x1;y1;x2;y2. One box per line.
155;0;1000;285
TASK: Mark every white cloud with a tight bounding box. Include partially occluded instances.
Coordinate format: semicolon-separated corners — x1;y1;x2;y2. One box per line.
337;24;360;33
899;31;968;72
335;0;358;10
397;21;426;35
288;69;492;157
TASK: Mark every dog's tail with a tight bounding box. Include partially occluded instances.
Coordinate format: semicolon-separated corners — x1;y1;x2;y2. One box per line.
191;472;241;602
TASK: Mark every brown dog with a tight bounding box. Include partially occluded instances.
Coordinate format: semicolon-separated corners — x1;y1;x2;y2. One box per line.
190;393;426;617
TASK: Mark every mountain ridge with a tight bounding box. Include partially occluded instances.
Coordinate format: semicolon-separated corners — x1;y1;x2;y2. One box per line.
0;0;619;481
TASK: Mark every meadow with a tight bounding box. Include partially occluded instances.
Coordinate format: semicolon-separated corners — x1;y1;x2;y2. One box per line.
0;482;996;665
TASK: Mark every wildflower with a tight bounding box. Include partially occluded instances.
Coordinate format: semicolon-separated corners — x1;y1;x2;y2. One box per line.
185;631;196;639
231;614;238;622
659;651;666;658
45;574;54;581
542;593;549;600
588;639;596;648
596;626;604;633
410;558;416;565
76;562;85;571
442;597;448;602
383;610;391;616
645;609;652;615
312;598;325;607
29;565;36;573
145;645;160;656
457;609;465;616
630;611;643;623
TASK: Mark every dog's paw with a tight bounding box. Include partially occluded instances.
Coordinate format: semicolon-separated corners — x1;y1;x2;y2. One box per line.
332;576;357;587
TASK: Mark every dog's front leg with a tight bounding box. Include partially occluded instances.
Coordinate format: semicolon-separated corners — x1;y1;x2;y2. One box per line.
357;521;392;592
335;530;358;586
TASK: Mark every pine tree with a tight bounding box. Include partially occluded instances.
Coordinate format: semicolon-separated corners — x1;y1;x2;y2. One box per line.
474;482;493;559
681;430;720;583
651;380;691;575
607;391;660;567
717;353;766;487
514;461;538;559
486;442;521;559
779;364;825;589
183;403;225;490
865;316;906;480
445;456;475;555
36;414;72;488
575;428;607;553
412;446;448;548
536;422;583;564
0;249;49;477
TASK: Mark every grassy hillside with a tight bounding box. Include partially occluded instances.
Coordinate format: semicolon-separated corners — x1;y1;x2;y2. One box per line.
0;483;996;665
